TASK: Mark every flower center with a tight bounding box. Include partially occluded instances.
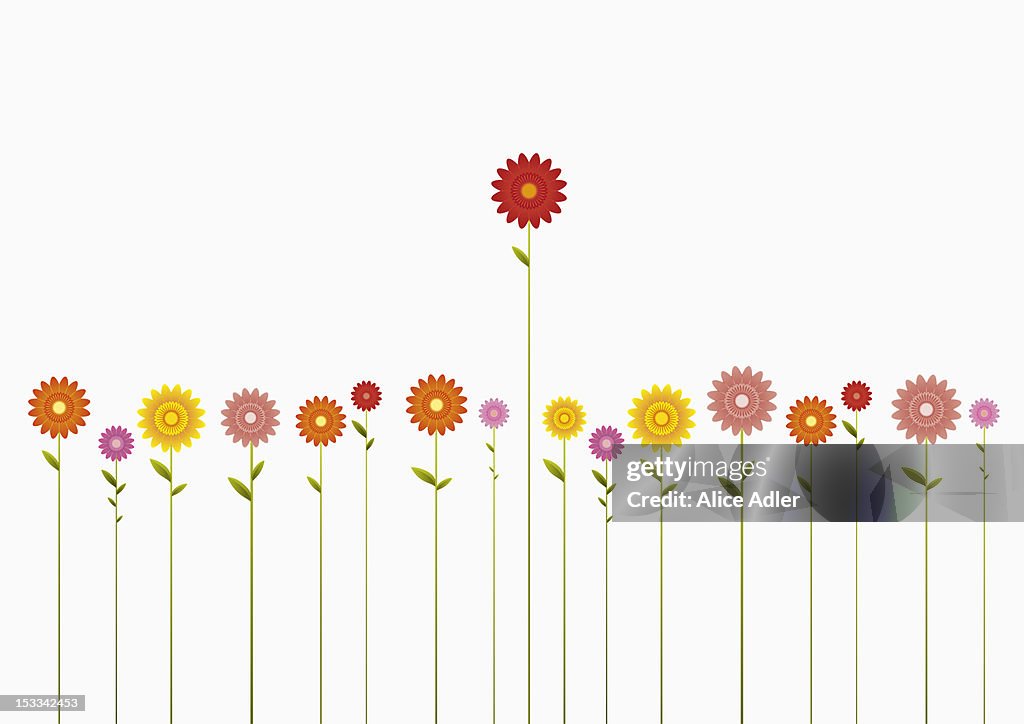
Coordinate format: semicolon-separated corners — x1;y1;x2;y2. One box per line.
853;392;861;400
363;392;371;400
981;408;989;417
558;412;571;425
601;438;612;449
243;411;258;425
654;410;670;426
918;402;934;418
164;411;179;426
314;414;328;428
490;409;498;418
111;438;123;449
51;400;67;415
805;414;818;428
733;393;750;410
520;182;538;199
429;397;445;413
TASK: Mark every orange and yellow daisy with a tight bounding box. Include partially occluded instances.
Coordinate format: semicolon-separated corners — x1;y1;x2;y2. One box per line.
406;375;467;436
138;384;205;452
29;376;90;438
296;396;347;446
786;396;836;446
543;397;586;440
627;385;696;450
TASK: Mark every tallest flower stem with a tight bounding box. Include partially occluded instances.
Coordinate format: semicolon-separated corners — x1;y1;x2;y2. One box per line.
57;435;62;724
434;431;440;724
249;443;255;724
169;448;174;724
526;223;533;724
562;438;567;724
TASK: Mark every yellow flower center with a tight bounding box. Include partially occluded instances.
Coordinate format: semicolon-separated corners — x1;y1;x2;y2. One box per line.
558;411;572;426
653;410;669;426
429;397;445;412
154;401;188;436
520;182;538;199
314;414;328;429
164;411;179;426
805;414;817;428
644;401;679;436
51;400;67;416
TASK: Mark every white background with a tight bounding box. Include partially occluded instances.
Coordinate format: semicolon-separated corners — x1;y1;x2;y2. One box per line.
2;1;1022;722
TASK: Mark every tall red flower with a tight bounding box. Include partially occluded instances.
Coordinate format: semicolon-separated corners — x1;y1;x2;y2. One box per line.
491;153;567;228
841;381;872;412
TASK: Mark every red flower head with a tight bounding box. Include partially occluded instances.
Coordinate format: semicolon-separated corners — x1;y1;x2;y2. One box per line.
351;381;382;413
841;381;872;412
491;153;567;229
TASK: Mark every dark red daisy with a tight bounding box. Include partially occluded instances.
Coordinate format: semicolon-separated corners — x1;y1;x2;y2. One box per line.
491;153;567;229
841;381;872;412
351;381;382;412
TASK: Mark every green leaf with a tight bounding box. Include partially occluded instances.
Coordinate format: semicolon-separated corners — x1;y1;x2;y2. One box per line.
352;420;368;438
663;483;678;494
598;497;606;507
926;478;943;490
151;459;172;482
843;421;857;437
252;461;265;480
116;483;126;494
412;467;436;486
543;459;565;482
592;469;607;487
107;497;116;507
976;442;986;453
606;483;616;495
856;438;865;449
720;480;741;498
102;469;117;486
307;476;322;493
366;438;375;451
436;477;452;491
228;477;251;500
607;515;613;523
512;246;530;267
902;467;927;486
486;442;495;453
42;450;60;471
116;515;124;523
171;483;187;496
798;476;812;493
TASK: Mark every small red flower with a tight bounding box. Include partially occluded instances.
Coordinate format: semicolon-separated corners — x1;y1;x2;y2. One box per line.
351;381;382;412
841;381;872;412
491;153;567;229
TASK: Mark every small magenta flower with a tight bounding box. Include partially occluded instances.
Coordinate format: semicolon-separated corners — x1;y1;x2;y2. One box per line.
99;425;134;462
970;398;999;429
589;425;624;462
479;398;510;429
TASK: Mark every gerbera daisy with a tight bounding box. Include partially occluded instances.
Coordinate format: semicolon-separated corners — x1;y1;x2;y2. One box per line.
479;398;510;429
222;388;280;447
892;375;961;444
351;381;382;413
296;397;346;446
29;376;90;438
842;381;872;412
589;426;624;462
407;375;467;436
138;384;205;452
99;426;134;462
491;153;567;229
969;398;999;429
786;396;837;446
543;397;586;440
628;385;696;450
707;367;775;437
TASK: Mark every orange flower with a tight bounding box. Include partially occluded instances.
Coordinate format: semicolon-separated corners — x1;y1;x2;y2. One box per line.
406;374;467;435
786;396;836;446
296;397;346;446
29;376;90;438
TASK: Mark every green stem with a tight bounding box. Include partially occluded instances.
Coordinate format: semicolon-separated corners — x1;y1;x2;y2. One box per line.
740;431;745;724
604;459;609;724
364;412;369;724
249;443;254;724
854;411;859;724
319;444;324;724
659;455;664;724
924;439;929;724
492;427;497;724
57;435;61;724
982;427;987;724
115;459;119;724
169;448;174;724
434;432;439;724
526;223;532;724
809;444;814;724
562;438;567;724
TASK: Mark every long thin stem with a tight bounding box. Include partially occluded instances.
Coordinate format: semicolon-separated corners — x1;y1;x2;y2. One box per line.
659;456;664;724
562;438;567;724
364;411;370;724
526;223;532;724
854;411;859;724
924;439;929;723
492;427;497;724
982;427;987;724
169;448;174;724
809;445;814;724
434;432;439;724
249;443;254;724
740;431;745;724
57;435;61;724
604;459;610;724
115;459;119;724
319;444;324;723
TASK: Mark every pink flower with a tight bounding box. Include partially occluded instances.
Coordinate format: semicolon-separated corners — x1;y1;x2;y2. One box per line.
589;426;624;462
98;425;134;462
479;398;509;429
222;388;280;447
892;375;961;444
707;366;776;436
969;398;999;429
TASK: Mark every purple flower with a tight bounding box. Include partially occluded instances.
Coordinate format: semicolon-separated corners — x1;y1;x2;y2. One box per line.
479;398;509;429
969;398;999;429
589;425;624;462
99;425;135;462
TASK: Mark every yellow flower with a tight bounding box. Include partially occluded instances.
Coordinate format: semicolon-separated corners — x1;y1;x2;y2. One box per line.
543;396;586;440
139;384;206;452
628;384;696;450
